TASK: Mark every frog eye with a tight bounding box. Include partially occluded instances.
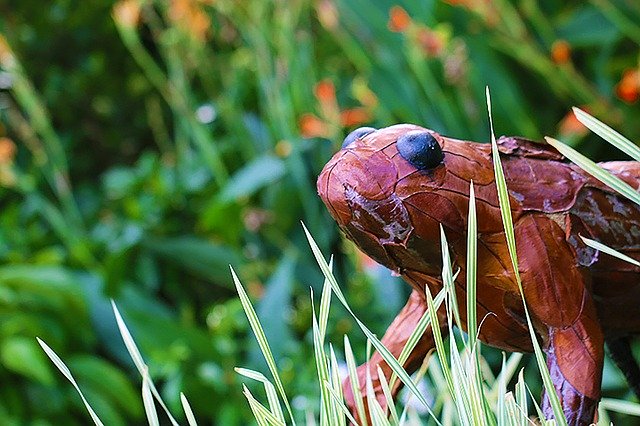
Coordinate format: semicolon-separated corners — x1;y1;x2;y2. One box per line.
397;131;444;170
341;127;377;148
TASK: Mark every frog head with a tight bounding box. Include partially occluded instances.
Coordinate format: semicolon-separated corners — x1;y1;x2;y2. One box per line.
317;124;480;276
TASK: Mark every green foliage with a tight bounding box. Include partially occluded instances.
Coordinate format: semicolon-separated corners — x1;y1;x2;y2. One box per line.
1;0;640;424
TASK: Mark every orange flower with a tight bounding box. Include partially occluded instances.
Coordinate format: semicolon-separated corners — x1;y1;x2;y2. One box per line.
551;40;571;64
314;79;337;105
0;137;16;165
299;113;329;139
299;80;372;139
340;108;370;127
388;6;412;33
616;69;640;104
558;108;588;138
168;0;211;42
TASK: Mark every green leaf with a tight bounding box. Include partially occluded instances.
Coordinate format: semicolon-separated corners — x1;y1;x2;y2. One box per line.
219;155;286;202
255;255;296;362
2;336;55;385
67;355;142;418
144;236;242;284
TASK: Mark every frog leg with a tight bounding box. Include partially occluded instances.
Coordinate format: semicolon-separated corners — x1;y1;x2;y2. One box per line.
540;301;604;425
516;215;604;425
343;289;447;423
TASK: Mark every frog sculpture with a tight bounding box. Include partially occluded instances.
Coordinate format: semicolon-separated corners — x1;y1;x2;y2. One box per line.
317;124;640;425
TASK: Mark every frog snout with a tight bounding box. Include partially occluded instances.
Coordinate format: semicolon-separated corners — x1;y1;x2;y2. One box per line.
317;149;411;245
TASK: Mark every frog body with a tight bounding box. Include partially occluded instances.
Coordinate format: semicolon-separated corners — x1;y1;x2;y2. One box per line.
317;124;640;425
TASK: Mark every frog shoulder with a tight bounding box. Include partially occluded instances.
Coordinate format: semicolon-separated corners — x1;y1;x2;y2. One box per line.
497;136;565;161
599;161;640;190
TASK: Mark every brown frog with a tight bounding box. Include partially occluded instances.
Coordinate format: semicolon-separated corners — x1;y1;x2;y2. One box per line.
317;124;640;425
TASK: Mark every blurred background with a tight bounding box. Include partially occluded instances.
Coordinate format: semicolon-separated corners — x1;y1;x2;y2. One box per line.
0;0;639;424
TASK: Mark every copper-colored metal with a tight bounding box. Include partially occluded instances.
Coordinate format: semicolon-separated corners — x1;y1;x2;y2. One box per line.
317;124;640;425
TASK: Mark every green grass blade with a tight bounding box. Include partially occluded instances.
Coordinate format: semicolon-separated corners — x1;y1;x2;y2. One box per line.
581;236;640;267
319;258;334;342
376;365;399;425
242;385;285;426
527;383;546;423
399;356;433;425
344;335;368;426
234;368;285;422
328;345;346;426
425;286;455;406
545;136;640;206
365;369;390;426
303;222;442;425
324;380;360;426
487;87;566;426
572;107;640;162
36;338;105;426
111;302;179;426
180;393;198;426
311;306;332;426
496;354;507;426
440;226;462;330
489;352;523;397
231;267;295;425
142;369;160;426
515;369;529;425
388;289;446;391
599;398;640;416
466;181;478;348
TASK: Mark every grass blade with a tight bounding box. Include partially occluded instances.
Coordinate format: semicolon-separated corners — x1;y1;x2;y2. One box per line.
515;369;529;425
328;345;346;426
302;222;441;425
142;369;160;426
344;335;368;426
111;302;179;426
388;289;446;391
376;365;399;425
486;87;566;426
235;368;285;422
599;398;640;416
365;369;390;426
311;305;333;426
302;223;440;424
180;393;198;426
324;380;360;426
242;385;285;426
231;267;295;425
319;258;334;341
572;107;640;162
36;338;105;426
581;236;640;267
545;136;640;206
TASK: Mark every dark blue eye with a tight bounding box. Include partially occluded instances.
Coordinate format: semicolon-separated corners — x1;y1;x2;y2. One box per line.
397;131;444;170
341;127;377;148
